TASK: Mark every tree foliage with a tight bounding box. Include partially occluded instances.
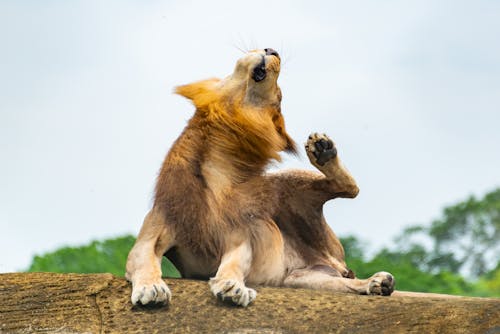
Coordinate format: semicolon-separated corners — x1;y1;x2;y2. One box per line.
27;235;180;278
341;188;500;297
394;188;500;277
342;240;478;296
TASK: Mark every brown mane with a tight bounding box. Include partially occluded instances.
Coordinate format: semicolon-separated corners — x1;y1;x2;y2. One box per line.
153;79;296;258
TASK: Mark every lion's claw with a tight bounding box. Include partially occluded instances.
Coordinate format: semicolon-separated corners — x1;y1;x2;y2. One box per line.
131;279;171;305
210;278;257;307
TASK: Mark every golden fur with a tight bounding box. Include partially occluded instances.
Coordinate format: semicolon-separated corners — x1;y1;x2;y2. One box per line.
126;49;395;307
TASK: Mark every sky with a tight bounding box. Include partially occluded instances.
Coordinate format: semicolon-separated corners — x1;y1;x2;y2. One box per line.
1;0;499;273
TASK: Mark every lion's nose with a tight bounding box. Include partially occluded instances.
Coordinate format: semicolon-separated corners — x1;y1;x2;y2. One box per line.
265;48;280;59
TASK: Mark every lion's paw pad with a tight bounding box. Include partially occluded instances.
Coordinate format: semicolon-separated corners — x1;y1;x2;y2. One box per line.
367;271;395;296
305;133;337;166
209;278;257;307
131;279;171;305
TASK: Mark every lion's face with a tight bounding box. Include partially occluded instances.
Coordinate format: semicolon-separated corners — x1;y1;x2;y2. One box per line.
227;48;282;107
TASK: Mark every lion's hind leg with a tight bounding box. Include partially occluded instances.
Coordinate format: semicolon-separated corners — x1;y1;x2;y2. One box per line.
284;267;395;296
126;208;175;305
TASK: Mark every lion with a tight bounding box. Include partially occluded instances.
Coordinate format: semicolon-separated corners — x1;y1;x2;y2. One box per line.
126;48;395;307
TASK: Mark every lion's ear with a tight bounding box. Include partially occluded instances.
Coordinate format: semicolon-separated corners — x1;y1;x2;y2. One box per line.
175;78;221;109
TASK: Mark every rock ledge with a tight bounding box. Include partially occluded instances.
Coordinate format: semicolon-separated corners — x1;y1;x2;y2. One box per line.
0;273;499;333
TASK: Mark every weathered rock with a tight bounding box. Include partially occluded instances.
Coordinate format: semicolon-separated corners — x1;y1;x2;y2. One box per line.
0;273;498;333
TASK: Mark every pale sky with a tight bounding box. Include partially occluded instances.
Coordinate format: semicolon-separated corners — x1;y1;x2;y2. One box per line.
1;0;499;273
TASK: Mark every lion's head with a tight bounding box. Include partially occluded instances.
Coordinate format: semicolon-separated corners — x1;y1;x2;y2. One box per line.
176;48;296;156
229;48;282;107
176;48;282;108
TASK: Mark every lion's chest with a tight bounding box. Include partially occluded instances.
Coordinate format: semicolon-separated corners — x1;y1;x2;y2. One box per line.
201;158;234;200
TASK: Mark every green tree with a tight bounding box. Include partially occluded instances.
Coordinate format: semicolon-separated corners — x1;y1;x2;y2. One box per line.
342;187;500;297
27;235;180;278
472;269;500;297
397;188;500;277
341;236;475;295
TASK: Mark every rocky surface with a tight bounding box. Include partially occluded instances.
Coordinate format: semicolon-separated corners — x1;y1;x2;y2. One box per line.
0;273;499;333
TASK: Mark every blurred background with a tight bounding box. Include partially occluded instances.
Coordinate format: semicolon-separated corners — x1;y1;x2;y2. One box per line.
1;0;499;296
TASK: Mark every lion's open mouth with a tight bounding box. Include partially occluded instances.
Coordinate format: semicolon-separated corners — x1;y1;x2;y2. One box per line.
251;57;267;82
251;48;280;83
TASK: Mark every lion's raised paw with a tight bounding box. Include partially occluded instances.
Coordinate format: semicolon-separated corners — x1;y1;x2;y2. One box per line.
305;133;338;166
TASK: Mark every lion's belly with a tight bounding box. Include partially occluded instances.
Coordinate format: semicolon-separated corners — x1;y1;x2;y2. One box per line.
165;247;218;280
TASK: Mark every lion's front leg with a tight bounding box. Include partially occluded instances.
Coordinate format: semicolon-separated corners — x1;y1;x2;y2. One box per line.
126;208;174;305
284;268;395;296
305;133;359;199
209;240;257;307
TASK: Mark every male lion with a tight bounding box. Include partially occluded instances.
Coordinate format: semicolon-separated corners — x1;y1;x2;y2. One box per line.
126;48;395;307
